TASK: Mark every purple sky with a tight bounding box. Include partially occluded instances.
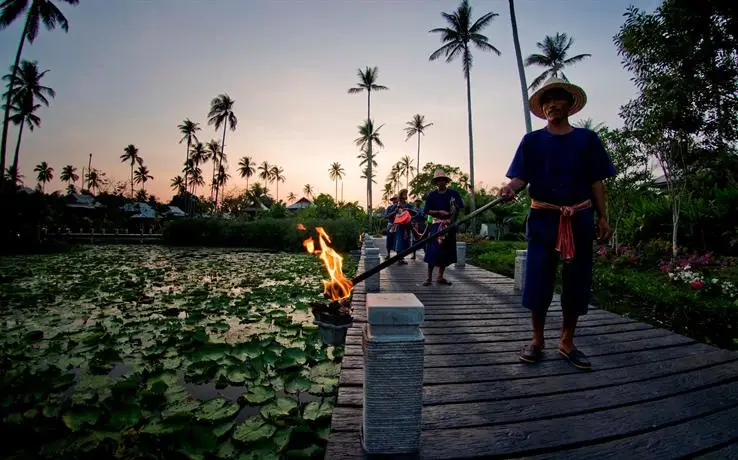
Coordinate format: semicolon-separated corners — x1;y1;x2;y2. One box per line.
0;0;660;204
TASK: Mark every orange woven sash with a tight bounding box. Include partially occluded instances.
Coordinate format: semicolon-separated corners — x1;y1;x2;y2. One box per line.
530;199;592;262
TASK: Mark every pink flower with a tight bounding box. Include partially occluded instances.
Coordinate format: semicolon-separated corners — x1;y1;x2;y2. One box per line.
659;264;670;273
690;279;705;289
597;246;608;257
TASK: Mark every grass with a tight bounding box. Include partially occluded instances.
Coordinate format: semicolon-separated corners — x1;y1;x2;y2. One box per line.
0;244;351;459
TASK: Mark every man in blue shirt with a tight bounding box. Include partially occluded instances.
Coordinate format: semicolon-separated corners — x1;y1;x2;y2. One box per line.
383;196;399;258
501;77;616;370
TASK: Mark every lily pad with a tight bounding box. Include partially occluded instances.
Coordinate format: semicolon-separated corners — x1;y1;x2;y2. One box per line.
260;397;298;419
62;408;100;431
302;400;334;421
243;386;275;404
233;416;276;444
196;397;240;422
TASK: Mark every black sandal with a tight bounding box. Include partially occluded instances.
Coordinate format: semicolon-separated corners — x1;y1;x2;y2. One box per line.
519;344;544;364
559;347;592;370
437;279;453;285
422;280;432;286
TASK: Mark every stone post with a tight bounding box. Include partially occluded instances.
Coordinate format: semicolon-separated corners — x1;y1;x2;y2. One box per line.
364;248;380;293
514;249;528;293
455;241;467;268
362;293;424;455
362;235;374;256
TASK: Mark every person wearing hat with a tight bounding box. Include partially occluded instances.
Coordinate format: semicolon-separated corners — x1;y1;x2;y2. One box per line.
422;169;464;286
500;77;616;370
383;195;399;257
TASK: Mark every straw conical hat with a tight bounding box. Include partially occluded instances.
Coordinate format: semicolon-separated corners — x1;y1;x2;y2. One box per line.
529;77;587;120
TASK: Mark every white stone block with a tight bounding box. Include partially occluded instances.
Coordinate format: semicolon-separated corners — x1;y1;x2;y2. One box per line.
364;248;381;293
455;241;467;268
514;249;528;293
362;293;424;455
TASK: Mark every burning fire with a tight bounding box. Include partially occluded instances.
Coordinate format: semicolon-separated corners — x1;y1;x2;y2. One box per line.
301;225;353;301
297;223;307;231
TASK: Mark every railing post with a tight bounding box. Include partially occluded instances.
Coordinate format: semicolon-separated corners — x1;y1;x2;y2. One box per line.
514;249;528;293
455;241;467;268
364;248;380;293
362;293;424;455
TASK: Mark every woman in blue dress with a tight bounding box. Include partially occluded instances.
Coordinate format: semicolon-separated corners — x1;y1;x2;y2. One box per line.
392;189;417;265
423;169;464;286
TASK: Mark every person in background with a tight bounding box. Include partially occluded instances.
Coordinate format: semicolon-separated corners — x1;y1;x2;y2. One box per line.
383;195;398;258
423;169;464;286
392;189;416;265
410;198;427;260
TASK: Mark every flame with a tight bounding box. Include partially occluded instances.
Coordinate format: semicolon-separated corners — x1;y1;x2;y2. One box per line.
297;223;307;231
302;226;353;301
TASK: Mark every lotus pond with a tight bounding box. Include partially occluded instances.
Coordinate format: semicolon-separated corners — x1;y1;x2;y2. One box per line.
0;245;354;459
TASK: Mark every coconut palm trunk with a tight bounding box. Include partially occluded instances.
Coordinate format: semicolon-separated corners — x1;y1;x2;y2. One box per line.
464;49;478;232
416;135;421;177
183;138;191;195
509;0;532;133
0;19;30;189
10;118;26;179
214;123;227;208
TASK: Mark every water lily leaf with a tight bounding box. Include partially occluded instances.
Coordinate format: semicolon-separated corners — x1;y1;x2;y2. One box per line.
213;419;235;438
178;425;218;460
273;427;293;452
196;397;239;422
243;386;274;404
191;343;231;362
285;444;324;458
162;398;200;419
185;361;218;384
217;439;239;459
140;417;188;435
62;408;100;431
277;348;307;369
162;356;182;370
315;425;330;441
232;416;276;444
226;366;252;385
284;376;312;394
302;400;333;421
109;405;142;428
229;341;262;361
210;320;230;332
260;397;298;420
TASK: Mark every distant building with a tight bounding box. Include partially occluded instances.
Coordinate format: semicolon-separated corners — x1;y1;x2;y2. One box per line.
162;205;186;218
120;202;160;219
66;193;105;210
287;197;312;211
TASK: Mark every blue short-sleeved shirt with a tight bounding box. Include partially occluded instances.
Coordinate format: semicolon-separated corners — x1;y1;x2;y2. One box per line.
506;127;616;206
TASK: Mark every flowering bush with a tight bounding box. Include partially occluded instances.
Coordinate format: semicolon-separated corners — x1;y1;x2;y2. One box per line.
666;264;738;303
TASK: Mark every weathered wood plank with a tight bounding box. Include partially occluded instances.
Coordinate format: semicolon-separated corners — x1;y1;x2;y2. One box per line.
694;441;738;459
335;349;738;406
528;405;738;459
339;333;696;369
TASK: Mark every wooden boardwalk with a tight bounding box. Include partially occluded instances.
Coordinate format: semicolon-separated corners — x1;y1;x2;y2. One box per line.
326;243;738;459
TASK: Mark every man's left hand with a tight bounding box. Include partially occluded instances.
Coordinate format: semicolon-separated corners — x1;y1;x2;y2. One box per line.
597;216;612;241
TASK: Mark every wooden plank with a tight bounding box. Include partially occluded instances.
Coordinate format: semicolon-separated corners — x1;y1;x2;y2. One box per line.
411;381;738;459
331;360;738;434
342;328;675;357
339;333;696;369
528;406;738;459
335;349;738;406
694;441;738;459
338;343;718;386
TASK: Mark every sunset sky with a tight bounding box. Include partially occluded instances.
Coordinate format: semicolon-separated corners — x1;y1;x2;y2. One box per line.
0;0;660;205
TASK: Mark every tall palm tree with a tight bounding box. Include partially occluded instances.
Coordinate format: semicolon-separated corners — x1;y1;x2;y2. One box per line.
360;166;377;185
347;66;388;122
188;167;204;196
508;0;532;133
287;192;296;203
60;164;77;188
386;163;401;194
525;32;591;90
177;118;200;195
206;140;221;199
33;160;52;192
3;59;54;178
238;155;255;188
120;144;142;198
269;165;285;202
328;161;345;201
190;141;209;168
382;183;394;203
404;114;433;174
207;94;237;206
215;164;229;208
258;161;271;189
430;0;501;231
86;168;101;195
170;175;185;194
354;119;384;213
0;0;78;187
134;164;153;192
574;118;604;133
398;155;415;189
303;184;314;199
6;95;40;182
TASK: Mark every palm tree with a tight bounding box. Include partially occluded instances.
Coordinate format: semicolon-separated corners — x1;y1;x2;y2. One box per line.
525;32;591;90
508;0;532;133
574;118;604;133
398;156;415;189
404;114;433;174
387;163;401;194
269;165;285;202
206;140;221;199
0;0;79;187
60;164;78;188
120;144;142;198
238;156;255;188
134;164;153;192
215;164;230;208
354;119;384;213
86;168;101;195
188;167;204;196
382;183;394;203
190;141;209;168
33;161;52;192
207;94;237;206
287;192;296;202
360;166;377;185
347;66;388;122
430;0;501;231
170;175;185;194
3;60;54;178
328;161;345;201
303;184;314;199
258;161;271;189
177;118;200;195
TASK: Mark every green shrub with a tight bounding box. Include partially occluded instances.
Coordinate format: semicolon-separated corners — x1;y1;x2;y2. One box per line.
467;240;527;277
162;217;362;252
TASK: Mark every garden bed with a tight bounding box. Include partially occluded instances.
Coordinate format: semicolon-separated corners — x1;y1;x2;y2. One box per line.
0;245;353;459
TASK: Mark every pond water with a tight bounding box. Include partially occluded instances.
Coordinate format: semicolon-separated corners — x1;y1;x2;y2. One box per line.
0;245;348;459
